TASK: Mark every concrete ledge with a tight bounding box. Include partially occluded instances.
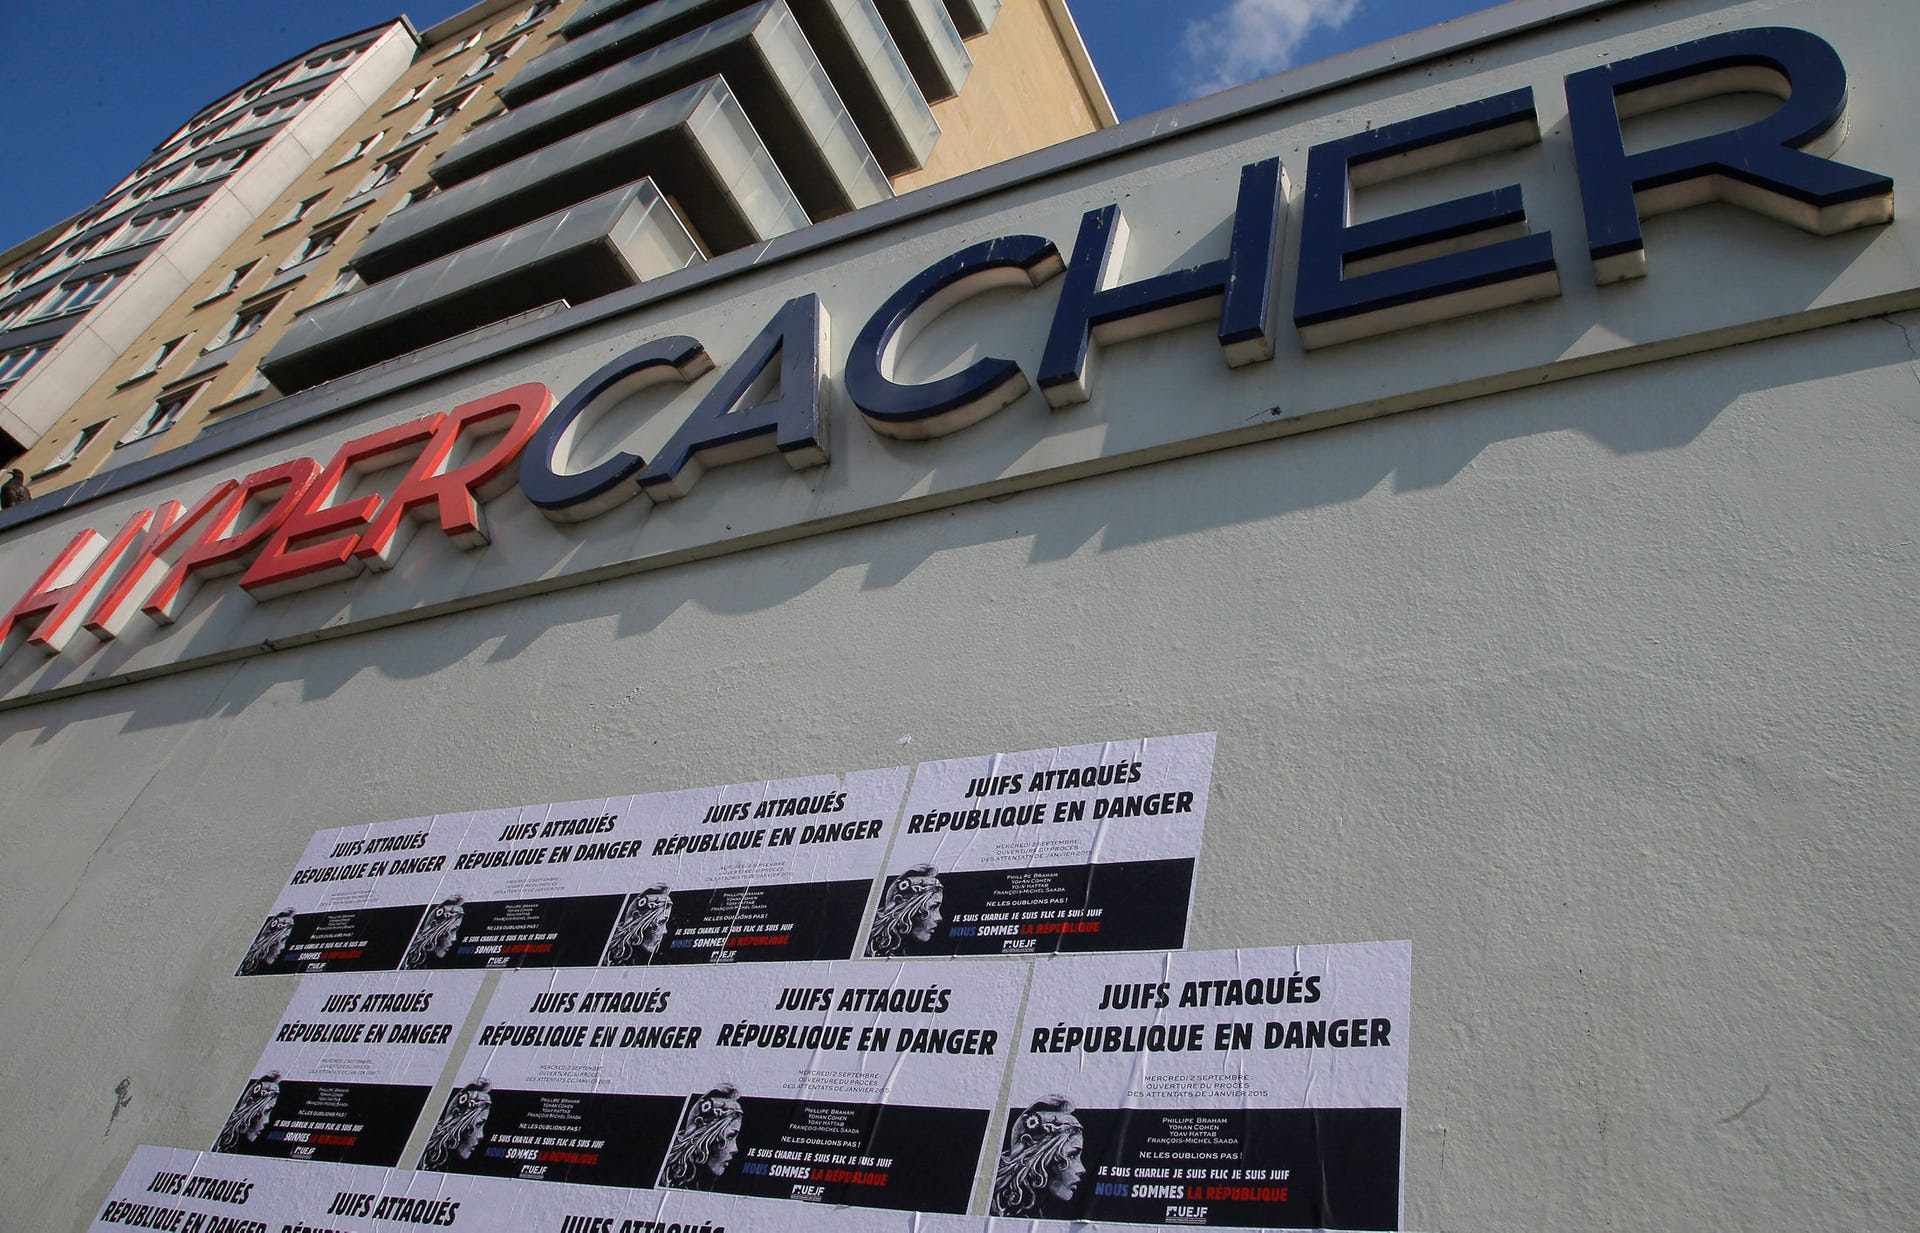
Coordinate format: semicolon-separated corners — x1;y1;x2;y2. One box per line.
941;0;999;39
354;78;805;282
432;1;891;221
261;181;702;392
871;0;971;101
505;0;939;176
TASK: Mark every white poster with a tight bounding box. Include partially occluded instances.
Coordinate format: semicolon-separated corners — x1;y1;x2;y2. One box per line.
994;941;1410;1228
93;1144;1217;1231
420;959;1024;1214
211;970;484;1167
393;796;655;971
90;1144;346;1232
236;812;466;976
605;766;909;965
869;733;1215;958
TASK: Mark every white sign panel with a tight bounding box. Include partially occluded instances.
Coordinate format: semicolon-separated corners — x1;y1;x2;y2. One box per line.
996;941;1411;1227
870;733;1215;958
211;971;484;1167
236;813;464;976
600;766;910;966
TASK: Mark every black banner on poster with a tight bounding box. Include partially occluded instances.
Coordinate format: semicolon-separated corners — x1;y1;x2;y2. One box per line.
681;1095;986;1212
989;1104;1401;1228
602;880;872;966
892;858;1194;957
397;893;627;970
237;906;429;976
214;1079;427;1167
415;1086;684;1188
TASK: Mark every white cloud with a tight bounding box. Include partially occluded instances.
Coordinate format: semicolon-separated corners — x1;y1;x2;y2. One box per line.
1179;0;1362;98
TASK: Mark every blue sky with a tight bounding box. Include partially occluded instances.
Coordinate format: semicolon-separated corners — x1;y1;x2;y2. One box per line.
0;0;1502;247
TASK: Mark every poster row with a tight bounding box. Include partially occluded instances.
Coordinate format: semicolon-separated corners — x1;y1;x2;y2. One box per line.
201;942;1409;1228
98;1140;1395;1233
240;734;1217;976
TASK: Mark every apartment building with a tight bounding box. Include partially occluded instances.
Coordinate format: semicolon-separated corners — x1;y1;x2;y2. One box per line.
4;0;1111;491
0;22;420;464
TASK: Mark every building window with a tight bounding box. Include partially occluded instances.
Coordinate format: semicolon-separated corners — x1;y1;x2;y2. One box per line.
390;183;439;216
106;206;188;251
189;118;236;148
223;260;258;295
409;89;476;136
342;131;386;163
299;47;358;78
0;344;48;387
460;36;526;81
129;167;180;201
216;297;283;348
48;235;103;275
278;223;350;272
38;421;106;474
510;1;559;30
396;77;439;107
350;150;415;199
118;385;202;446
131;335;190;380
313;268;363;304
274;195;326;230
246;95;305;130
444;29;483;56
178;147;254;188
30;272;122;320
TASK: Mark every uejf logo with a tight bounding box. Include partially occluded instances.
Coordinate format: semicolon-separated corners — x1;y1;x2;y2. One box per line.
790;1183;826;1201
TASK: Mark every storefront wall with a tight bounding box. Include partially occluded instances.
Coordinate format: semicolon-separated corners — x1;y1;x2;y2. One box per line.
1;0;1913;1228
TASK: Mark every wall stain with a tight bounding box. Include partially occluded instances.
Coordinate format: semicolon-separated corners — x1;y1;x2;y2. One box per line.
1717;1083;1770;1124
105;1077;132;1138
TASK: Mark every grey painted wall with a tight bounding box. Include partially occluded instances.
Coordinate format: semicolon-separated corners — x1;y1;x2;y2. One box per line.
0;0;1913;1229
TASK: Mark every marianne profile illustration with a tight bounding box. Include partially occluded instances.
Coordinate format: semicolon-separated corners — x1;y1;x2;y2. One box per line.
215;1072;283;1152
603;883;674;964
420;1079;493;1170
990;1095;1087;1218
865;863;944;956
238;910;297;975
401;896;466;969
661;1084;745;1190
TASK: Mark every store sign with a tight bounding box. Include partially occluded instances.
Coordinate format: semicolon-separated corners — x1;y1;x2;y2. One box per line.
2;24;1904;696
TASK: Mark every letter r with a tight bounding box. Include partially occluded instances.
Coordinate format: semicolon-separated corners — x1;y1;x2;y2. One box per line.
1565;26;1893;282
